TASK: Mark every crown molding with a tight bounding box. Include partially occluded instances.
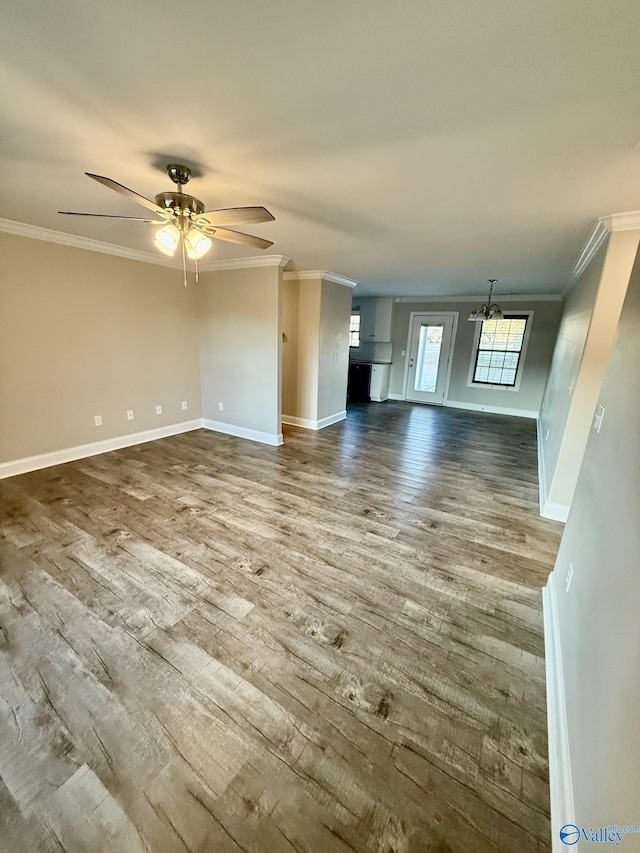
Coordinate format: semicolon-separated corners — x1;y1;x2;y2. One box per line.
599;210;640;232
283;269;358;288
198;254;291;272
392;293;562;303
0;216;180;267
570;210;640;282
0;217;291;274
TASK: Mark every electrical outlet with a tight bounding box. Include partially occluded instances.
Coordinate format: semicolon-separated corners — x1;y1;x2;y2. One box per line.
401;350;406;357
181;400;188;410
218;402;224;412
155;405;163;415
593;405;605;433
565;563;574;593
126;410;134;421
94;415;103;427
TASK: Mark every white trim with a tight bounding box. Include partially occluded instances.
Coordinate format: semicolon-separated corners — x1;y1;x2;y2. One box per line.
569;210;640;285
202;418;282;446
444;400;538;419
403;311;458;405
0;420;202;480
541;501;569;523
467;310;533;393
536;418;570;522
0;216;180;267
283;270;358;288
282;410;346;431
199;254;290;272
388;392;405;401
393;294;562;303
599;209;640;232
317;410;347;428
543;572;576;852
570;221;609;282
0;217;291;273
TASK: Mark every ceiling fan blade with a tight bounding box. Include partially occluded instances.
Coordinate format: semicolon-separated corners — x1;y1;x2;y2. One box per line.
199;226;274;250
85;172;165;214
198;206;275;226
59;211;167;223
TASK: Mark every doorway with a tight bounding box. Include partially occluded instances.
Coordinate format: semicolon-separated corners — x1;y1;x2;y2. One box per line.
404;312;457;405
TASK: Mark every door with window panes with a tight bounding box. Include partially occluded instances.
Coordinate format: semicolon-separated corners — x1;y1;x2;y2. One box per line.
405;313;456;405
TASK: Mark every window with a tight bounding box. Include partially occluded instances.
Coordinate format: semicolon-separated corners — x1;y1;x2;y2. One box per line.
470;314;530;388
349;313;361;347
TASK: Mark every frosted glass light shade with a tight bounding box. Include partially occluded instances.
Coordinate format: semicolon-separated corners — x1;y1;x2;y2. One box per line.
154;224;180;256
185;229;212;260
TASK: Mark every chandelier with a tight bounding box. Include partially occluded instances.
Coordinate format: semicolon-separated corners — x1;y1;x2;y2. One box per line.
467;279;504;322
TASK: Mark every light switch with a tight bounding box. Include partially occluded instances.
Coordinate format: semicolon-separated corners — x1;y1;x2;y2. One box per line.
593;405;605;433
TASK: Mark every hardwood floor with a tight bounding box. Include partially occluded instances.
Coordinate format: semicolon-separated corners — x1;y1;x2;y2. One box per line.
0;402;563;853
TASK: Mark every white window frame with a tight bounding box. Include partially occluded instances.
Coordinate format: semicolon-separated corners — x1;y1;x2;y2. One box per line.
349;312;361;348
466;310;534;392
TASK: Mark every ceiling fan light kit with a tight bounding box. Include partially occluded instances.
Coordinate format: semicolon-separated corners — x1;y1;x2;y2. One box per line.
60;164;275;285
467;279;505;321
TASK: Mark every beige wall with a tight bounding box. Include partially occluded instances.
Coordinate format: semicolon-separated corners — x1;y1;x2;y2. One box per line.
282;275;351;426
549;242;640;830
389;298;563;414
281;278;300;419
197;265;282;441
318;281;351;421
0;233;201;464
539;229;640;510
289;277;322;423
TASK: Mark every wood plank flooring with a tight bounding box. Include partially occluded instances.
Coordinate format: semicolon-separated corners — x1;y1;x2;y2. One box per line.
0;402;563;852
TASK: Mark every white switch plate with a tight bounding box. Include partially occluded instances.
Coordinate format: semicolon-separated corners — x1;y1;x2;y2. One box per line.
155;405;162;415
181;400;188;410
218;402;224;412
94;415;103;427
126;410;134;421
566;563;574;593
593;404;605;433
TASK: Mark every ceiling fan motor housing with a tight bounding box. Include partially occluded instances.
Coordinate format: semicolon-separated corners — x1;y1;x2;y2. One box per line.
154;191;205;217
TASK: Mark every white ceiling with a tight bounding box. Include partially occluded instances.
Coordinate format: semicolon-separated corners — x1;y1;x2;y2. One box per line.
2;0;640;297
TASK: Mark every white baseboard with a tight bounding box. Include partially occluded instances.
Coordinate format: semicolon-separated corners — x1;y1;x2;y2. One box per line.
541;501;569;523
0;420;202;480
445;400;539;419
542;572;576;852
202;419;283;446
282;410;346;431
317;410;346;429
537;418;570;522
388;392;405;401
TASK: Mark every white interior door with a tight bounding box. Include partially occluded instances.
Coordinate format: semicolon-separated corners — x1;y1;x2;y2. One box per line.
405;313;456;405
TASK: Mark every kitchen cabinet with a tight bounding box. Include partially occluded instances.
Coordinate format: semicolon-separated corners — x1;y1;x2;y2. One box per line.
370;363;390;402
354;298;393;342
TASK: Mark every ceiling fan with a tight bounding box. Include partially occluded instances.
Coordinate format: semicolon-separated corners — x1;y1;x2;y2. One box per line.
59;164;275;284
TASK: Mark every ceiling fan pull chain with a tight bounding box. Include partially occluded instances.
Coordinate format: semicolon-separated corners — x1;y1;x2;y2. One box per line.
181;232;187;287
195;254;199;284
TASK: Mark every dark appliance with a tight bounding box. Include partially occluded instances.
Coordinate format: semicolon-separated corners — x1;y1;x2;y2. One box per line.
347;363;372;402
